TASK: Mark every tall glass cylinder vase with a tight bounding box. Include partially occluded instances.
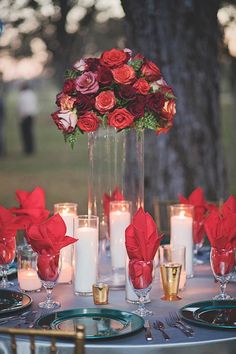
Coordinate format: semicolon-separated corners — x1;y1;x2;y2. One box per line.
87;127;144;289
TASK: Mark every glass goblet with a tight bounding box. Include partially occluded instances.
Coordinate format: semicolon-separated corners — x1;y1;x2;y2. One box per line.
37;253;61;309
128;260;154;317
0;236;16;288
210;247;235;300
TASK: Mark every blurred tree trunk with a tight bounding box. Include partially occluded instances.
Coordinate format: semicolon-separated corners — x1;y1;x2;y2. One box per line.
121;0;228;213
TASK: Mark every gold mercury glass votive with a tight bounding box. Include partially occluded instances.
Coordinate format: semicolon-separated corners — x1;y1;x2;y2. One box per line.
92;283;109;305
160;263;182;301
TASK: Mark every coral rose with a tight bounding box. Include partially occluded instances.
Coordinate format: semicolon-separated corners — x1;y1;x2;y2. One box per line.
75;72;99;94
95;90;116;113
77;112;100;132
108;108;134;129
133;78;151;95
51;110;77;133
58;94;76;110
161;99;176;120
141;60;161;81
100;48;128;68
112;65;136;85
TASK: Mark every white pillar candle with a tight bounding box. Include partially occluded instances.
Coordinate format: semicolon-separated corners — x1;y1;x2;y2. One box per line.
54;203;78;283
74;226;98;294
170;215;193;277
109;210;131;269
18;269;41;291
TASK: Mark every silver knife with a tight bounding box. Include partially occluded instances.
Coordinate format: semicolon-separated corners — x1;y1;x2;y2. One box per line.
144;320;153;341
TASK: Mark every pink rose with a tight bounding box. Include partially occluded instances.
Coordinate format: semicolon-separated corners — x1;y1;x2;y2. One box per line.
75;72;99;94
51;110;77;133
73;59;87;71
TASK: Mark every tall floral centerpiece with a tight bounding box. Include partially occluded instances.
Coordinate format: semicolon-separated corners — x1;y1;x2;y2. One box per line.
51;48;176;286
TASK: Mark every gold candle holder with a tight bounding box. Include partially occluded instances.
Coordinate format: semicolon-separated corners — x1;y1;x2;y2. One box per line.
92;283;109;305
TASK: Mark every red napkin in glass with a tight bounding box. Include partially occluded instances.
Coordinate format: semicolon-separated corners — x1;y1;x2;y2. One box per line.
178;187;208;244
125;207;162;289
103;186;124;217
26;214;77;256
221;195;236;216
204;207;236;250
211;248;235;276
128;259;153;289
125;207;163;261
11;186;50;229
0;206;18;264
37;253;60;282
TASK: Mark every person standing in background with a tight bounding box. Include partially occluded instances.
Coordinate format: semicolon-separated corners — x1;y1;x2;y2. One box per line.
18;82;38;155
0;71;6;157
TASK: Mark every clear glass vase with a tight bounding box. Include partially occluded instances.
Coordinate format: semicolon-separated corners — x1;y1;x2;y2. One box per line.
87;127;144;288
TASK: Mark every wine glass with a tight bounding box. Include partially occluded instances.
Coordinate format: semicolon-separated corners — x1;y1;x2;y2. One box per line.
37;253;61;309
210;247;235;300
0;236;16;288
128;260;154;317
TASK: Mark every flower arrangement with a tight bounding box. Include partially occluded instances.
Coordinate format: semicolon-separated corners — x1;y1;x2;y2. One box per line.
51;48;176;147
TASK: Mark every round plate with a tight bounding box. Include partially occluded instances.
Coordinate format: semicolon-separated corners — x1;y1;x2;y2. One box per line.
180;300;236;329
36;308;144;339
0;289;32;316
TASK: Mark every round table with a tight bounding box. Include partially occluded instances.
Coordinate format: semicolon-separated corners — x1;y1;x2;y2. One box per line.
3;262;235;354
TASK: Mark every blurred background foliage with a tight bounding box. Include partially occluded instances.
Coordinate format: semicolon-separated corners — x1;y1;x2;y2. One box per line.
0;0;236;213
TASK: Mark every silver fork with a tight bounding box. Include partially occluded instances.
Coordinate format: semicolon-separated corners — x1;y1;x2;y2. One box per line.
165;316;193;337
143;320;153;341
153;320;170;340
170;312;194;334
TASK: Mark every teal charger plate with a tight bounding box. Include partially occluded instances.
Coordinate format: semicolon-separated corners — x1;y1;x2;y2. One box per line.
36;308;144;339
180;300;236;329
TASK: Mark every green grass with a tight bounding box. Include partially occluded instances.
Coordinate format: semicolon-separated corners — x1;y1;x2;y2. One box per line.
0;80;235;215
0;81;88;213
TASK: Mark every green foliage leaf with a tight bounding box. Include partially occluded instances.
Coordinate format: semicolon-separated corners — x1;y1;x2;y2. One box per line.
64;69;79;80
135;111;158;131
129;59;143;72
64;128;83;149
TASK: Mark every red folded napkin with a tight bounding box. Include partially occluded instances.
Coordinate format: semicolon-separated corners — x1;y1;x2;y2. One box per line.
125;207;163;261
221;195;236;216
0;205;19;237
178;187;208;244
211;248;235;276
11;186;50;229
204;199;236;250
26;214;77;255
37;253;60;282
125;207;162;289
103;186;124;217
128;259;153;289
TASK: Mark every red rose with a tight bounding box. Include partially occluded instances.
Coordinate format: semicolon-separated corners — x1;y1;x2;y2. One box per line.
100;49;128;68
85;58;101;72
118;85;136;101
156;122;173;135
141;60;161;81
128;96;146;119
112;65;136;85
76;95;95;113
160;85;175;96
63;79;75;94
97;67;113;86
77;111;100;132
95;90;116;113
108;108;134;129
133;78;151;95
160;99;176;120
147;92;165;113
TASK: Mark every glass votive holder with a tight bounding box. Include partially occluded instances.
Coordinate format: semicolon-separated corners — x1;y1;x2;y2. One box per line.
74;215;99;296
17;245;41;292
54;202;78;284
170;204;194;278
92;283;109;305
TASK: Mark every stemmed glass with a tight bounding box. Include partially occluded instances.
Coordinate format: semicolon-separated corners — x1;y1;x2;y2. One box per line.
128;260;154;317
0;236;16;288
210;247;235;300
37;253;61;309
